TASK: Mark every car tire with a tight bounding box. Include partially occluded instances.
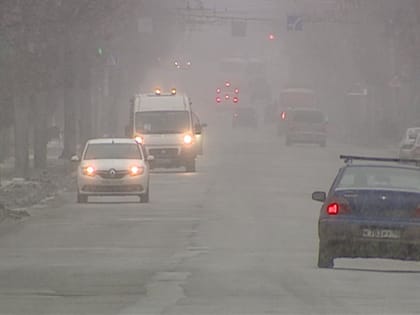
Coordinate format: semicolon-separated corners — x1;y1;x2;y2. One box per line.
185;158;196;173
318;241;334;268
139;187;149;203
77;193;88;203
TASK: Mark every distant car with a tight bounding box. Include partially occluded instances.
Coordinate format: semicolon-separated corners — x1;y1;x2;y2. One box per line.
312;155;420;268
284;108;327;146
399;128;420;159
232;107;258;128
74;138;152;203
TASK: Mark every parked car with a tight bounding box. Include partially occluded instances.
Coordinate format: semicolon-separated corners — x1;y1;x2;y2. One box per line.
284;108;327;146
399;127;420;159
312;155;420;268
232;107;258;129
74;138;152;203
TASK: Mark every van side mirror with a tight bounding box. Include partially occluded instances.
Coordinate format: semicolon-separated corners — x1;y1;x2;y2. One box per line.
194;124;202;134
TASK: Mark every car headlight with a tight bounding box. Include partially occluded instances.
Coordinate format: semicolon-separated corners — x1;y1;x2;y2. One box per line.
129;165;144;176
135;135;144;145
183;134;193;145
82;165;96;176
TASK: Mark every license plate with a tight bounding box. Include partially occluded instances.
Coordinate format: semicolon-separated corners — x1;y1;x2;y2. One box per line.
362;228;401;239
100;179;124;185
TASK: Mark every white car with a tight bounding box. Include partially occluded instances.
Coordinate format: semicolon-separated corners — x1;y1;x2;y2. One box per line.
399;127;420;159
74;138;151;203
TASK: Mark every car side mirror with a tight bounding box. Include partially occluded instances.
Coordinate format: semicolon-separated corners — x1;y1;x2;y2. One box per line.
70;155;80;162
312;191;326;202
194;124;202;134
147;155;155;162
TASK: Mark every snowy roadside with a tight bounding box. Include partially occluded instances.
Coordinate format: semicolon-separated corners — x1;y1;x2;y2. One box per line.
0;143;77;222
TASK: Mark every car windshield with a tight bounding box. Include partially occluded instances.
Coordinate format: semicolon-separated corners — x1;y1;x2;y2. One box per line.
337;166;420;191
407;128;420;139
83;143;142;160
291;110;325;123
135;111;189;134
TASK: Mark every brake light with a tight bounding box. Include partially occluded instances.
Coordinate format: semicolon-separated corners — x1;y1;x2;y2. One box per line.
216;96;221;103
225;81;231;87
281;111;286;120
326;198;351;215
129;165;144;176
83;165;96;176
327;203;339;215
233;96;239;103
216;88;221;94
225;94;230;100
234;88;239;94
183;134;193;144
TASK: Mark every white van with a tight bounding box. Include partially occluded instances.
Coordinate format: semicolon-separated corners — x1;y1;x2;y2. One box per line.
126;89;205;172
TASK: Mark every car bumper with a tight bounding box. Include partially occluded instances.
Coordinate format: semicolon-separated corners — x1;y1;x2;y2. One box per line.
146;146;196;168
77;174;148;196
319;218;420;259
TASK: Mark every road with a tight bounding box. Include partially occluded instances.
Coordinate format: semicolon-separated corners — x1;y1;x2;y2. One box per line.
1;112;420;315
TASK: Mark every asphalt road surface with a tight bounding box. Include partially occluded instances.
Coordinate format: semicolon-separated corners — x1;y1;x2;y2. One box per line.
1;111;420;315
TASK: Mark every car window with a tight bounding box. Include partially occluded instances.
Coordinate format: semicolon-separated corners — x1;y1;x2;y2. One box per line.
291;110;325;123
337;166;420;191
83;143;143;160
135;111;189;134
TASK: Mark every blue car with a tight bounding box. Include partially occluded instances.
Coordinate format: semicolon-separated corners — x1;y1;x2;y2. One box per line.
312;155;420;268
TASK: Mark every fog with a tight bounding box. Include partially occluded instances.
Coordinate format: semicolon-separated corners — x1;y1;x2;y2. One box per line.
2;1;420;314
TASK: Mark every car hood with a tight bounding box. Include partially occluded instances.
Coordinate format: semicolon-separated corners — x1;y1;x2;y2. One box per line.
81;159;144;170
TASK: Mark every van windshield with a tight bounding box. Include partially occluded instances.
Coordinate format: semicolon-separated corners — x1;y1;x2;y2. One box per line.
292;110;325;123
135;111;190;134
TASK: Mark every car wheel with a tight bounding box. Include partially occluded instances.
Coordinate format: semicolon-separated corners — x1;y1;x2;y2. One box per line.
77;193;88;203
318;241;334;268
139;187;149;203
185;158;196;173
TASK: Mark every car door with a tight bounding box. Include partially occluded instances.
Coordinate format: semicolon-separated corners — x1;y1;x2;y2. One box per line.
192;112;203;155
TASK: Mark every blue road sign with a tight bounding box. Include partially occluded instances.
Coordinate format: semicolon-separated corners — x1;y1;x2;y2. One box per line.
287;15;303;31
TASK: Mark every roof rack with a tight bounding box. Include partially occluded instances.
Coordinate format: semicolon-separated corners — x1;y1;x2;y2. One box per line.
339;155;420;165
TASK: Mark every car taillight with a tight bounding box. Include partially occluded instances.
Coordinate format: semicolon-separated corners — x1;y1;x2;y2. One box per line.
216;96;221;103
82;165;96;176
281;111;286;120
326;199;351;215
327;203;339;215
233;96;239;103
129;165;144;176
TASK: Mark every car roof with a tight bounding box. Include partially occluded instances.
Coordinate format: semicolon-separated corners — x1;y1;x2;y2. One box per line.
339;155;420;170
344;163;420;171
86;138;138;145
